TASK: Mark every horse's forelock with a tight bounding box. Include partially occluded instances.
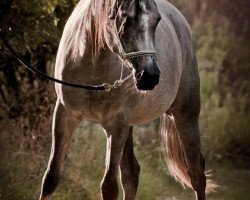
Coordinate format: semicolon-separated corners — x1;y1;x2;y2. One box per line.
65;0;117;61
87;0;115;58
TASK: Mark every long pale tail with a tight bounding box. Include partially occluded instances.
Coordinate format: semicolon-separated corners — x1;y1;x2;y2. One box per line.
160;113;217;193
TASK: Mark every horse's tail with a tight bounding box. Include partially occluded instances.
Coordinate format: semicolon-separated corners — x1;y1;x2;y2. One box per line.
160;113;216;193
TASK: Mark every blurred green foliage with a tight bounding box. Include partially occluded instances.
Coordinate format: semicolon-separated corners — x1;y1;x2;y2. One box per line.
1;0;63;53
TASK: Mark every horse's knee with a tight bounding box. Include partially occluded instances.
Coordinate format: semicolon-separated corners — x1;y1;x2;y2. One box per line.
120;159;140;200
101;176;119;200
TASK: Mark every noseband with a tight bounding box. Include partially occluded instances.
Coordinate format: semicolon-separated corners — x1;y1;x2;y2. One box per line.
122;50;158;61
120;50;158;72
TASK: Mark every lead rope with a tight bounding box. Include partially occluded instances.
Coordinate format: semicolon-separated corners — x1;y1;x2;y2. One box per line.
0;30;126;92
0;31;107;91
0;20;158;91
110;59;129;91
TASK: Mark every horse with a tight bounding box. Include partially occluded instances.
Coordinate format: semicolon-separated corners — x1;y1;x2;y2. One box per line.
39;0;216;199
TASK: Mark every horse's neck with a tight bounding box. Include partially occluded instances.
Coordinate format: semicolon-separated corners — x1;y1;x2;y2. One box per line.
56;2;124;85
67;37;122;86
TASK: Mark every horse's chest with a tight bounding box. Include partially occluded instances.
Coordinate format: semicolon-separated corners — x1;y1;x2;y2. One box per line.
58;86;128;123
57;76;177;125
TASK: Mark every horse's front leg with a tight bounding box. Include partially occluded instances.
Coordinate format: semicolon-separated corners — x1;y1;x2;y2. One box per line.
120;127;140;200
101;113;130;200
39;99;80;200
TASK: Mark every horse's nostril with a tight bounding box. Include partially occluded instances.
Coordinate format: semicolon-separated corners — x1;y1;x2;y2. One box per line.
136;70;160;90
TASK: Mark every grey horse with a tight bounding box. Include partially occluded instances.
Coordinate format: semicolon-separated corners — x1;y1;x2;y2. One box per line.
39;0;215;199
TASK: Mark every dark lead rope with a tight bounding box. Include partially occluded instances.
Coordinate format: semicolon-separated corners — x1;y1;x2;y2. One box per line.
0;32;106;91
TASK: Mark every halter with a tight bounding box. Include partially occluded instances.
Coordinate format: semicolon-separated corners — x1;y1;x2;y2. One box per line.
110;19;158;88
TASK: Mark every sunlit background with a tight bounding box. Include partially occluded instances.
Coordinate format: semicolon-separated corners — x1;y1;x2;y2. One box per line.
0;0;249;199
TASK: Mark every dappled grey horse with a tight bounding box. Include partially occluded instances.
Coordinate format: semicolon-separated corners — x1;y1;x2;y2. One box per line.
39;0;215;199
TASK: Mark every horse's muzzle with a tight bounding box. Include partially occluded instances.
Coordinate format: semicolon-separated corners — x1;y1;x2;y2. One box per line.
136;59;161;90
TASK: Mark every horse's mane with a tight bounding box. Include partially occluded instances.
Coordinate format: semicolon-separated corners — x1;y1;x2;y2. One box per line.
63;0;114;60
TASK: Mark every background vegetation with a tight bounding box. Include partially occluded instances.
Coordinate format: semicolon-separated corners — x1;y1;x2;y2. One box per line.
0;0;249;199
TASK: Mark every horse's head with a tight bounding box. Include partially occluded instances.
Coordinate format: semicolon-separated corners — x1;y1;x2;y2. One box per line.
105;0;161;90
